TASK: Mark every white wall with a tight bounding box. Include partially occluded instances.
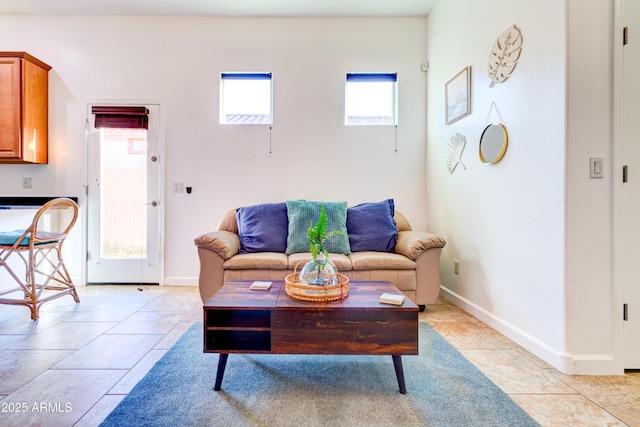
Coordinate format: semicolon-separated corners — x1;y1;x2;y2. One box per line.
0;16;429;285
427;0;618;374
565;0;616;373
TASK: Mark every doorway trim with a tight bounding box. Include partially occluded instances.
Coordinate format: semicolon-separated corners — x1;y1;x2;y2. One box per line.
81;98;165;286
613;0;629;371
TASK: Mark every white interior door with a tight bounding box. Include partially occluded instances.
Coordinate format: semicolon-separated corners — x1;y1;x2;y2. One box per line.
620;0;640;369
86;104;162;284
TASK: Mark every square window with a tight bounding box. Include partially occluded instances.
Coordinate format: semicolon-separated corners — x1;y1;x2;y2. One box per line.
220;73;272;124
345;73;397;126
127;138;145;155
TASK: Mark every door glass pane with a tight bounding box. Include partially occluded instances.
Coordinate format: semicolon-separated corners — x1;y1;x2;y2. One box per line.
99;128;147;259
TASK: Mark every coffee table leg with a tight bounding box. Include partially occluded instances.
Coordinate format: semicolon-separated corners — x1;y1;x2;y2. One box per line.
392;355;407;394
214;353;229;391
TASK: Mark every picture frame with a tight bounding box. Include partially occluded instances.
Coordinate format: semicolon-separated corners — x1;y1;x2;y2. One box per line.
445;66;472;125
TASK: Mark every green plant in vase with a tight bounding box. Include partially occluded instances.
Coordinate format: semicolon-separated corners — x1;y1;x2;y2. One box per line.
302;205;344;286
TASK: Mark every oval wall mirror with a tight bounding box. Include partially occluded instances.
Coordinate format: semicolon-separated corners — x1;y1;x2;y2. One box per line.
479;123;508;164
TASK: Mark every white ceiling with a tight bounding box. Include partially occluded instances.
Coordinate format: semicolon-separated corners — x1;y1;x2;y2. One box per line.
0;0;436;16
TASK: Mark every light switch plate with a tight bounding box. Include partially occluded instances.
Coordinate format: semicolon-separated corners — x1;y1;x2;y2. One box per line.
590;157;603;179
172;182;184;193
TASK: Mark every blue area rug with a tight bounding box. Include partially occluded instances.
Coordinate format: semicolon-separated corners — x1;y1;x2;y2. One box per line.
101;322;540;426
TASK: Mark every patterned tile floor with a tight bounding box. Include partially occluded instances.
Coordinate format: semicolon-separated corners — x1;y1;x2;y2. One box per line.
0;285;637;426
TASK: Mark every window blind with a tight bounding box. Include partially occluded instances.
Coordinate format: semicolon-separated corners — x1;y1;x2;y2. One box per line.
92;106;149;130
221;73;272;80
346;73;397;82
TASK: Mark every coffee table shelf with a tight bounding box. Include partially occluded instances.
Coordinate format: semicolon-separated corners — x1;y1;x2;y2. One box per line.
205;308;272;352
205;309;271;328
205;330;271;352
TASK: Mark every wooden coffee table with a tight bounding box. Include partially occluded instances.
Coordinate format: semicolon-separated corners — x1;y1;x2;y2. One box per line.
203;280;418;394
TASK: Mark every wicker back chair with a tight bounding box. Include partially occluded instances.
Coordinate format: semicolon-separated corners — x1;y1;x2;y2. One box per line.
0;198;80;320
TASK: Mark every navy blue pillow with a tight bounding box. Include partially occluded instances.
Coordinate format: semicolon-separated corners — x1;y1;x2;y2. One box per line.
346;199;397;252
236;203;289;253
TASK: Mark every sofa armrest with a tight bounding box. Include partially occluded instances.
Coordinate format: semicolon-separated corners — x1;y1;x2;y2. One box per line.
194;231;240;260
395;230;446;261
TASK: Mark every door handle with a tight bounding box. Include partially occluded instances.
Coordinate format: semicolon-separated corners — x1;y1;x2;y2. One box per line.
145;201;158;207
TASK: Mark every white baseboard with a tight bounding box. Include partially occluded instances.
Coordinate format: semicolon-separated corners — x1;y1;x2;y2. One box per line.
162;277;198;287
440;286;622;375
567;354;620;375
73;276;198;287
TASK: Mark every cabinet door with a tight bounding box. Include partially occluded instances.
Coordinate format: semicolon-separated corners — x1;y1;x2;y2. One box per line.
0;58;21;160
22;59;48;164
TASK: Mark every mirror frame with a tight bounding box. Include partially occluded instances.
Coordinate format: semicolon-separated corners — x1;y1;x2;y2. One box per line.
479;123;508;164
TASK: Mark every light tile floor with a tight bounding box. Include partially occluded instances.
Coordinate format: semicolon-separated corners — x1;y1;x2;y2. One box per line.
0;285;637;426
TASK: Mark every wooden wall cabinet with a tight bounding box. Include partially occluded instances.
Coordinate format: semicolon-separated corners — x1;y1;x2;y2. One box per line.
0;52;51;164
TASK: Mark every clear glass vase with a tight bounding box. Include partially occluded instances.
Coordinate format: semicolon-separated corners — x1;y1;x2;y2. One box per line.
299;255;337;286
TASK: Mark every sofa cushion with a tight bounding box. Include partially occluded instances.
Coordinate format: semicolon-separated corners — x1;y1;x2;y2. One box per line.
349;252;416;270
285;200;350;255
288;252;353;271
217;209;239;233
350;270;417;292
346;199;397;252
223;252;288;270
236;202;288;253
393;210;412;232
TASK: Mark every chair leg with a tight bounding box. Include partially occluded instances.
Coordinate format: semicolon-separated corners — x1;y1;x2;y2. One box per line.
26;262;39;321
67;280;80;303
29;305;39;321
58;250;80;303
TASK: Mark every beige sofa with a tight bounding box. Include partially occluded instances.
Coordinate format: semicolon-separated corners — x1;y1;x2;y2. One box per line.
194;205;446;310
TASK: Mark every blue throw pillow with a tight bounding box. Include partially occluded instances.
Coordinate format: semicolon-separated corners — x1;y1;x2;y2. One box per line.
285;200;350;255
236;203;289;253
346;199;397;252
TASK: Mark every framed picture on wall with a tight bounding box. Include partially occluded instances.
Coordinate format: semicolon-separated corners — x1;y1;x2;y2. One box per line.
445;66;471;125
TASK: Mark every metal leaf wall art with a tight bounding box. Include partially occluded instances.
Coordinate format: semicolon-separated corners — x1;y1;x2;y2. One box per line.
446;133;467;174
488;24;523;88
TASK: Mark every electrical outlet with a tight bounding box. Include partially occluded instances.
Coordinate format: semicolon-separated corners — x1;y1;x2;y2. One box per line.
172;182;184;193
454;259;460;275
22;177;33;189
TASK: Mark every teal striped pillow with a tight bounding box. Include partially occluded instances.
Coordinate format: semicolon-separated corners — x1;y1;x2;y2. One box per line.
285;201;350;255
